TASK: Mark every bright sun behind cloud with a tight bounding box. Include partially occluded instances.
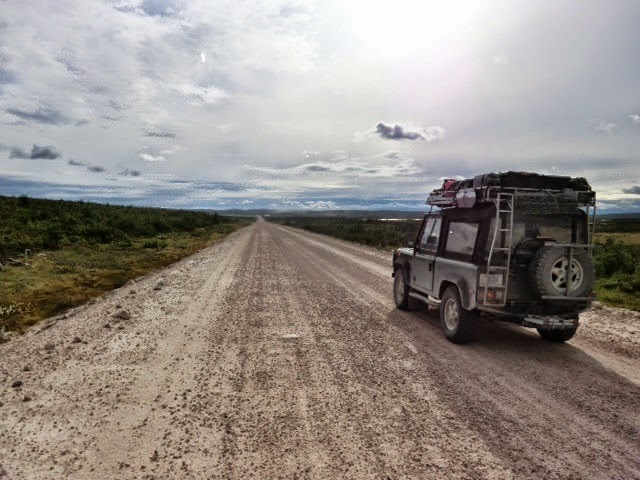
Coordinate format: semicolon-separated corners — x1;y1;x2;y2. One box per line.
340;0;488;58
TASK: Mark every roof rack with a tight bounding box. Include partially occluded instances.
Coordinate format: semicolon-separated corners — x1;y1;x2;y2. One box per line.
426;172;595;210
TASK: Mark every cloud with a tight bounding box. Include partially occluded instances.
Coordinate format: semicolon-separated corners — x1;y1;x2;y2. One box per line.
376;122;424;140
0;67;17;84
171;84;227;105
141;0;183;17
139;153;166;162
374;122;445;142
9;147;29;159
68;159;105;172
31;145;61;159
623;185;640;194
595;122;617;133
630;114;640;125
248;157;423;178
423;126;447;142
119;168;142;176
143;127;176;138
10;144;61;159
281;199;339;210
5;106;69;125
114;0;183;17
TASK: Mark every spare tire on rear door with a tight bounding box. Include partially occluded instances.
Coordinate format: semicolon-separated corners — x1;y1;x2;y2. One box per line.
529;247;594;298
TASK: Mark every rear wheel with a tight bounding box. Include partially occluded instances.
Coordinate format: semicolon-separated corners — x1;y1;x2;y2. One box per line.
537;327;577;342
440;286;476;344
393;267;410;310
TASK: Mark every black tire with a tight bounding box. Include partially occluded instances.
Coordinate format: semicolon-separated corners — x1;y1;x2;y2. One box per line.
537;327;577;342
530;247;594;298
393;267;410;310
439;286;476;344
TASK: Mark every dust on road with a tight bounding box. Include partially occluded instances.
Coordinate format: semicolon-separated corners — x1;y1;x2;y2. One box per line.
1;219;639;479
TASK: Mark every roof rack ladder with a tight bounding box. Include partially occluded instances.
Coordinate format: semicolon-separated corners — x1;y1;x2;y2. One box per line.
586;202;597;257
482;191;515;307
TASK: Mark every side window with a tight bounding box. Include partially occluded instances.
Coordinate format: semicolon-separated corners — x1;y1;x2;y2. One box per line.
426;218;441;249
418;218;435;249
445;222;479;260
418;217;441;252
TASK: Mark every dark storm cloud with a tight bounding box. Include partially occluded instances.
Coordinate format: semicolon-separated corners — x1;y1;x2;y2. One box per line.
5;106;68;125
31;145;61;159
119;168;141;177
375;122;424;141
10;144;61;159
87;165;105;173
623;185;640;195
68;159;86;166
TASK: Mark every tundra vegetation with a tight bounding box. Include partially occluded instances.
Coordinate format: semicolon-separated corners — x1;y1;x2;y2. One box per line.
0;195;245;333
273;214;640;312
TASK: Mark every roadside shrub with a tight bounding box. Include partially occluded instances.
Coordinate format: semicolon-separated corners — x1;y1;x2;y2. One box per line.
593;238;638;276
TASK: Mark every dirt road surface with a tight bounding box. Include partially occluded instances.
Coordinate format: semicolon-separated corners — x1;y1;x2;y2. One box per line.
1;218;639;479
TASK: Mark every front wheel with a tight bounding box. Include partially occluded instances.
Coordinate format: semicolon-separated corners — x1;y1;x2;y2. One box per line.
393;267;410;310
440;286;476;344
537;327;577;342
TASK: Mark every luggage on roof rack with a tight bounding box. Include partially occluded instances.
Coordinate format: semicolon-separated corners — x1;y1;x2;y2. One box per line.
426;171;594;209
473;171;590;191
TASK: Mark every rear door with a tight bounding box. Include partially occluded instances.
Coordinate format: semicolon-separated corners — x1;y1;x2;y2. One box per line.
414;215;441;293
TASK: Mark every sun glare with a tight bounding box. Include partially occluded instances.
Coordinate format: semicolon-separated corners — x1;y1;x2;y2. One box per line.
341;0;486;58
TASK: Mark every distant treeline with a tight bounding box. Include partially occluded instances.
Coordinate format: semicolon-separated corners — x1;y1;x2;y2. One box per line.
0;195;224;261
275;216;421;250
596;217;640;233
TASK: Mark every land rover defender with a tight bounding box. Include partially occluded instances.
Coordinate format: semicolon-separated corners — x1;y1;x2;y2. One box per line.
392;171;596;344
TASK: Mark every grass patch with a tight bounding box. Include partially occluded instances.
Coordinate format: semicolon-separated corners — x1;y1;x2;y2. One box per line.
0;225;244;333
594;232;640;246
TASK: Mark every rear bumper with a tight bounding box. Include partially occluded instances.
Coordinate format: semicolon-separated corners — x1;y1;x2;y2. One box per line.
521;315;579;330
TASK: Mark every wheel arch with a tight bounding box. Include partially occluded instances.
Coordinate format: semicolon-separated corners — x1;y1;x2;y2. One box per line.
393;259;412;285
438;276;474;310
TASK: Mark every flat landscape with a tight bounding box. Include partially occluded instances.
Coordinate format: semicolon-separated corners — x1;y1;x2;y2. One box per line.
1;219;639;479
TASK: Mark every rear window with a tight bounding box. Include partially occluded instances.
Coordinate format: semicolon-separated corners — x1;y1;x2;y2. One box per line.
445;222;479;260
512;214;586;245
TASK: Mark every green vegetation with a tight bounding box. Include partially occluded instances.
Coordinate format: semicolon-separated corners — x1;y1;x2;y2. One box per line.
275;216;421;250
274;215;640;312
0;195;246;332
592;233;640;311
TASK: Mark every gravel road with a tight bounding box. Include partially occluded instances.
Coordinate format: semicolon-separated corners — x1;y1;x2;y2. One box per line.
1;218;639;479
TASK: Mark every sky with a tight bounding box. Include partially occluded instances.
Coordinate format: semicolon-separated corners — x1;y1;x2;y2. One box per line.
1;0;640;212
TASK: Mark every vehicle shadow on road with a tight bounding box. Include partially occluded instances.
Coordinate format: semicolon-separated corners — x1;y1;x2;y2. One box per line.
385;305;640;478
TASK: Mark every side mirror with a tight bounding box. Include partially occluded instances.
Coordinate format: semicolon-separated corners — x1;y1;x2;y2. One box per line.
405;232;415;247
